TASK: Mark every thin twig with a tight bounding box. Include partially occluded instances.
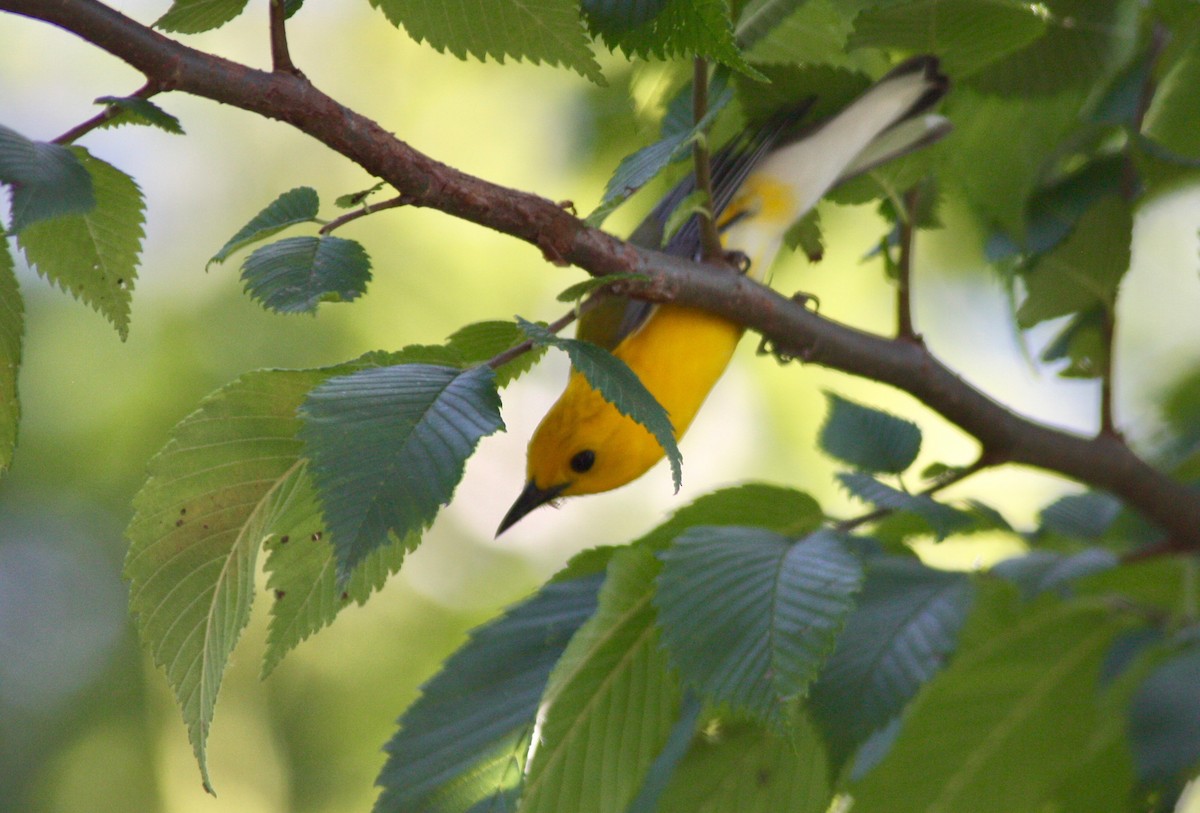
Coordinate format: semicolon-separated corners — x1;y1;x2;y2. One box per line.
318;195;409;235
690;59;724;262
1099;308;1118;437
895;186;920;341
53;80;158;144
834;455;993;533
487;309;578;371
268;0;300;76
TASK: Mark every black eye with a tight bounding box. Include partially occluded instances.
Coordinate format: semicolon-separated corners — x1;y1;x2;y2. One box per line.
570;450;596;473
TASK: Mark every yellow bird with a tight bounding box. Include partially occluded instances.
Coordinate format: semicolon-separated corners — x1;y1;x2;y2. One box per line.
498;57;949;534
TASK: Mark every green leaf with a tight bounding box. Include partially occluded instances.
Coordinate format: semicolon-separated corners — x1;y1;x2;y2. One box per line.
555;272;651;304
837;471;974;540
260;466;416;677
992;550;1119;600
587;0;756;75
966;0;1139;96
625;695;703;813
656;717;832;813
94;96;185;135
586;80;732;226
155;0;251;33
521;546;682;813
17;149;143;340
1129;645;1200;787
0;235;21;472
208;186;320;267
300;364;504;579
1145;35;1200;159
517;317;683;491
743;0;856;67
369;0;604;84
849;0;1047;81
125;367;335;792
0;123;95;233
631;482;824;551
240;235;372;313
659;188;712;247
733;63;869;125
809;556;975;769
849;589;1132;813
445;319;545;387
655;527;863;721
334;181;386;209
1038;491;1123;539
581;0;670;29
987;155;1126;260
374;573;604;813
819;392;921;474
943;90;1082;239
1016;196;1132;328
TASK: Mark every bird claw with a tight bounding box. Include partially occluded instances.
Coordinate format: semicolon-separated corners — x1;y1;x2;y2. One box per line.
725;250;752;275
755;290;820;364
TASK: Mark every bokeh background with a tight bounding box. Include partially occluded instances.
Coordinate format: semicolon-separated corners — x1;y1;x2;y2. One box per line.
2;2;1199;811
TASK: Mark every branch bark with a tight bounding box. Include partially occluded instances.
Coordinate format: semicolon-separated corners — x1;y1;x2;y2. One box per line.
4;0;1199;546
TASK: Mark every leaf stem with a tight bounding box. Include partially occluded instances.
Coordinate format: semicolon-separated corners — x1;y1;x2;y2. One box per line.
487;309;577;371
318;195;409;235
834;455;993;533
53;80;159;145
690;59;724;263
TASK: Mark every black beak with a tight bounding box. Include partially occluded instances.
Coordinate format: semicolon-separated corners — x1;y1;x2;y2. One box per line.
496;479;566;536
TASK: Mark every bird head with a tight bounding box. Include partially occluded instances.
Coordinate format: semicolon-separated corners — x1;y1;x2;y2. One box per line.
496;375;667;535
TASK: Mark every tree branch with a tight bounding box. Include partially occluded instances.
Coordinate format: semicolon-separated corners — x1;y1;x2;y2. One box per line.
53;79;159;144
4;0;1199;547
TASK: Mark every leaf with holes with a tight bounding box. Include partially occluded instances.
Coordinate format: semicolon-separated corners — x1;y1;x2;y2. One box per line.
655;527;863;722
260;465;416;677
125;367;343;791
17;148;143;339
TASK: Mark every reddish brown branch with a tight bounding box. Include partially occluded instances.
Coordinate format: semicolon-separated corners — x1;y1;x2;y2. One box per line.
4;0;1199;548
53;79;159;144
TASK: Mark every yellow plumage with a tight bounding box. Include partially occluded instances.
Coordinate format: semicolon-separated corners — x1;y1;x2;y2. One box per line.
498;57;949;534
